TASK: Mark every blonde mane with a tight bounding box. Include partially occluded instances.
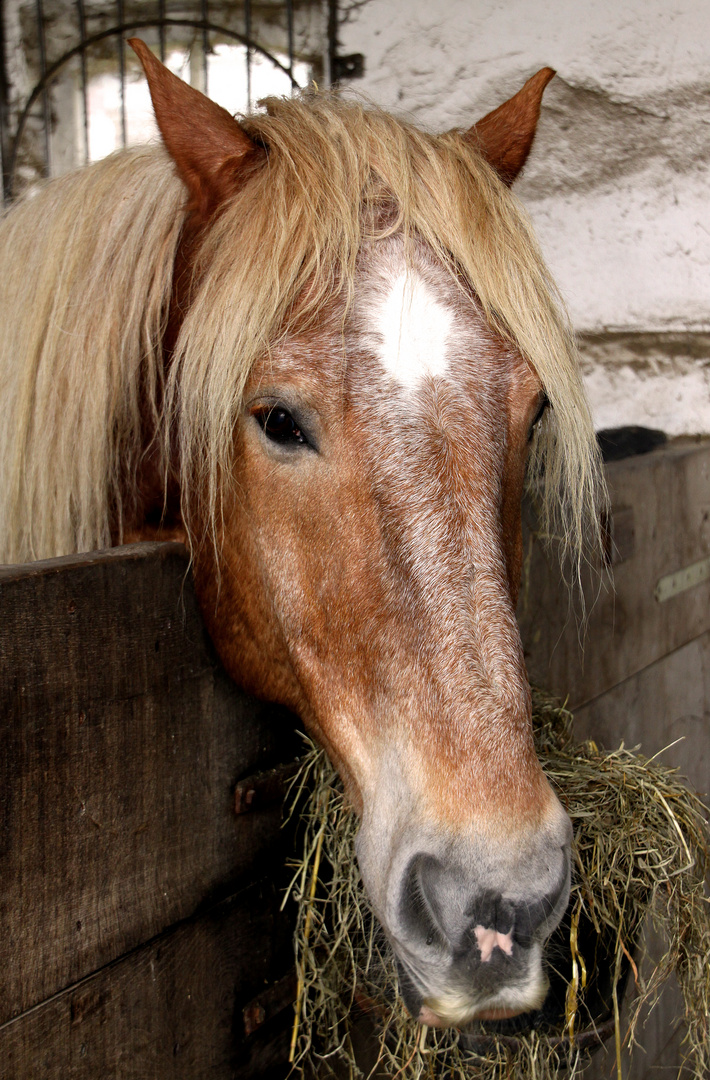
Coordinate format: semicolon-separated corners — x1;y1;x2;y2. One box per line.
0;147;184;562
0;92;605;571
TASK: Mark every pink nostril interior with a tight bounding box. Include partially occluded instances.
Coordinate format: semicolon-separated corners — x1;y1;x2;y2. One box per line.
474;924;514;962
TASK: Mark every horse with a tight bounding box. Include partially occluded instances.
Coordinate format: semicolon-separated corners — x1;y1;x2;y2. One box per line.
0;41;605;1028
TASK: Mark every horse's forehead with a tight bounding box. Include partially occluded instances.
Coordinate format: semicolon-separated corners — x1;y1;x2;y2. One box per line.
350;239;513;404
247;238;530;420
371;269;454;391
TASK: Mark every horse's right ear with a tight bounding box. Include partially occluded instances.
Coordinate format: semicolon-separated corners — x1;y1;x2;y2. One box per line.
129;38;263;219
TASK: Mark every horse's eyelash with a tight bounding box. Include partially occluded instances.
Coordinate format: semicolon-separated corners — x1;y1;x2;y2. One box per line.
529;394;550;439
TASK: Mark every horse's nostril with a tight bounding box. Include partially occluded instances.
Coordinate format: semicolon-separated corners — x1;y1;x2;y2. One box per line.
509;860;571;947
400;853;447;947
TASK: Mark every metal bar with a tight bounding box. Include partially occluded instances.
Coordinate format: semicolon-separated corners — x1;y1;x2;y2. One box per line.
245;0;251;108
201;0;208;97
158;0;166;63
35;0;51;176
75;0;89;164
0;0;11;203
655;554;710;603
117;0;126;147
327;0;337;87
286;0;294;91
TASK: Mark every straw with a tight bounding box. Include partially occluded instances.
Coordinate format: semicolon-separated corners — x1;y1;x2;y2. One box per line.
285;689;710;1079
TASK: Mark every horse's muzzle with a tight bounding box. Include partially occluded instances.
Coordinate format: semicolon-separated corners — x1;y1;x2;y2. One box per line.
366;820;573;1027
393;846;570;1023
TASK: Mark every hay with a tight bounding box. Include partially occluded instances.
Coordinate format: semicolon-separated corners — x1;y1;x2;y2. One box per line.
284;690;710;1079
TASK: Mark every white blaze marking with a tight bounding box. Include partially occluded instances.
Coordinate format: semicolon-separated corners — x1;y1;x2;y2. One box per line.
475;925;514;963
375;271;454;390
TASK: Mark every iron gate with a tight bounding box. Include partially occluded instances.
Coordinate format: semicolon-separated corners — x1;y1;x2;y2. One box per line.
0;0;361;203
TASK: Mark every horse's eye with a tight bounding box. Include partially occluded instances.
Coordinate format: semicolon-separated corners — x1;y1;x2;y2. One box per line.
528;394;550;441
253;406;308;446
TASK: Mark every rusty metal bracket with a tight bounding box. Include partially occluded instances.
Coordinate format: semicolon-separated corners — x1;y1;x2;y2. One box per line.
243;970;297;1036
234;760;301;815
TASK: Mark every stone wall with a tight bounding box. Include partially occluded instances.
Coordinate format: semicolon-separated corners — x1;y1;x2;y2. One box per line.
339;0;710;434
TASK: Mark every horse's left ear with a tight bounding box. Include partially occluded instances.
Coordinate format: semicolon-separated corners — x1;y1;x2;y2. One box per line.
465;67;555;186
129;38;263;219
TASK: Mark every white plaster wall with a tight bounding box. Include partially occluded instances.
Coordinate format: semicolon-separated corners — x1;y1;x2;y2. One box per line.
339;0;710;434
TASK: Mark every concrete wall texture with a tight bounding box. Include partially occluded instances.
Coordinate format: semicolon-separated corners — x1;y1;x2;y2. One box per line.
339;0;710;435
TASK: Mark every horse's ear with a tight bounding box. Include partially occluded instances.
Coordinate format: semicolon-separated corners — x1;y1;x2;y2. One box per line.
465;67;555;186
129;38;263;219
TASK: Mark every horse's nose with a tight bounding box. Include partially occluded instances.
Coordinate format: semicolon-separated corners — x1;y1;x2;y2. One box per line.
400;848;571;960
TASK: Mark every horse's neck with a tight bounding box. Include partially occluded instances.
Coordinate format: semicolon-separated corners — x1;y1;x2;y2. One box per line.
114;224;200;549
117;434;185;546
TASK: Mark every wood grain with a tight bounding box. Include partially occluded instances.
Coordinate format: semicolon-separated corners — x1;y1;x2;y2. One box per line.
1;885;294;1080
518;440;710;708
574;630;710;798
519;441;710;1080
0;542;300;1028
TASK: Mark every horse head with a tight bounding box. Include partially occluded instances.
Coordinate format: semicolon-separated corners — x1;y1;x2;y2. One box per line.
130;41;601;1027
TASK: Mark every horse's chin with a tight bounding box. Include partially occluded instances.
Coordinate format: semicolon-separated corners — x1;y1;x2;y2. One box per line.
467;1006;525;1022
418;1003;531;1027
397;950;550;1030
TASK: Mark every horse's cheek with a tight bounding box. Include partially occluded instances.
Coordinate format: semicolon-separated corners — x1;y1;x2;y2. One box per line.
190;527;306;714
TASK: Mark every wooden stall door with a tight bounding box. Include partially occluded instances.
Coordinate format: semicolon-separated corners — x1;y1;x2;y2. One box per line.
0;542;300;1079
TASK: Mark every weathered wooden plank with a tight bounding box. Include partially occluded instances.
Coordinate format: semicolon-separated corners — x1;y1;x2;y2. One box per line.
0;885;295;1080
573;630;710;798
585;917;692;1080
518;445;710;1080
0;543;218;706
0;543;300;1027
566;632;708;1079
519;440;710;708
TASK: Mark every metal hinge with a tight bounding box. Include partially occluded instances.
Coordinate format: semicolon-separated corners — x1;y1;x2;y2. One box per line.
332;53;365;81
234;760;301;815
655;554;710;602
